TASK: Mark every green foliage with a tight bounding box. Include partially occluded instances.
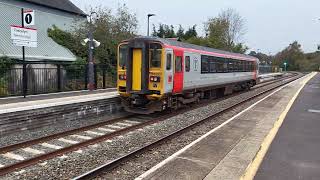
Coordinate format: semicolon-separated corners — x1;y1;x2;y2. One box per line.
152;9;247;53
48;3;138;73
0;56;14;96
0;56;15;70
271;41;320;72
48;25;87;59
152;24;176;38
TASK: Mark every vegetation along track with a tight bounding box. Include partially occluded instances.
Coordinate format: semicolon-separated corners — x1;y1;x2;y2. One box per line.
0;72;300;177
72;72;303;180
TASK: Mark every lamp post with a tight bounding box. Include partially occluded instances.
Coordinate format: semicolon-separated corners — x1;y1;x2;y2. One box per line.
88;11;97;90
147;14;156;36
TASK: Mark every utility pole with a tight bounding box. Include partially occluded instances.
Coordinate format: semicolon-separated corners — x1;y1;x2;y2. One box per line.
87;12;96;90
147;14;155;36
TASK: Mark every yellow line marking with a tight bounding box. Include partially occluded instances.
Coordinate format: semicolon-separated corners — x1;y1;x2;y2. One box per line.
240;72;317;180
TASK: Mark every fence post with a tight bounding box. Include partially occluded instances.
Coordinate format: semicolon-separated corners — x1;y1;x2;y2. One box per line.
103;66;106;89
57;64;61;92
94;64;97;90
84;64;88;90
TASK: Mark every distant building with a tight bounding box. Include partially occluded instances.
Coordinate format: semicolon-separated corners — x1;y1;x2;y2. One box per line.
0;0;86;63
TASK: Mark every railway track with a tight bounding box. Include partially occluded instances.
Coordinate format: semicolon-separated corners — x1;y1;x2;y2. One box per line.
71;72;303;180
0;72;300;177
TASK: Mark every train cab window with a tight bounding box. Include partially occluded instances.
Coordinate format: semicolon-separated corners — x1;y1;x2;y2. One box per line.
166;53;172;70
185;56;190;72
149;43;162;68
119;44;128;69
175;56;183;72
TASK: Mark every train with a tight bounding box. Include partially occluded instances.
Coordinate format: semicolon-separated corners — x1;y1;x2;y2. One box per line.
117;37;259;114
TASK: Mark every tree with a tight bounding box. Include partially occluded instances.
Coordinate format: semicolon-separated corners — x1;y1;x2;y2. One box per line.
184;25;197;40
273;41;304;71
176;25;185;40
48;4;138;72
204;8;247;53
152;23;176;38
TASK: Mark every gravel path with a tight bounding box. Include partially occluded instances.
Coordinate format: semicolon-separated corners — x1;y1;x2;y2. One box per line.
2;77;300;180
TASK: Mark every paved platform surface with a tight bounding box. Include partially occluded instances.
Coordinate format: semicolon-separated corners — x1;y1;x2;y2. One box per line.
255;73;320;180
0;88;118;114
138;73;316;180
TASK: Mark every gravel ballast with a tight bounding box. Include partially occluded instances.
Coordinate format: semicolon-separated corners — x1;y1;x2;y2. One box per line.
2;76;301;180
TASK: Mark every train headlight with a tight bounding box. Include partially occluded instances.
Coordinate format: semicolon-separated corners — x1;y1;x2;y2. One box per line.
119;74;127;80
150;76;160;82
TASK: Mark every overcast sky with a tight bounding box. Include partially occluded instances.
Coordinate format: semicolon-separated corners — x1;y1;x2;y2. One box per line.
71;0;320;55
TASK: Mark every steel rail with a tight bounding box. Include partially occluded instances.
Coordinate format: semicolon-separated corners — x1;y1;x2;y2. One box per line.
0;72;301;177
73;73;303;180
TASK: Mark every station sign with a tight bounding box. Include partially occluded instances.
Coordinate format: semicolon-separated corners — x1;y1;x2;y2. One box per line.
23;10;35;26
10;25;37;47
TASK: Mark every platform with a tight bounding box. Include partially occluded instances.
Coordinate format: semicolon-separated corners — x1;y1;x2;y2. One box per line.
137;72;317;180
0;88;117;114
255;72;320;180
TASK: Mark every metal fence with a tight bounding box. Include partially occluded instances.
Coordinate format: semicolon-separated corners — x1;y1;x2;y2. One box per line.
0;63;117;97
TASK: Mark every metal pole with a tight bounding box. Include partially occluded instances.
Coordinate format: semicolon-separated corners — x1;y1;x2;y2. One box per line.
147;14;155;36
88;13;95;90
21;8;27;98
147;16;150;36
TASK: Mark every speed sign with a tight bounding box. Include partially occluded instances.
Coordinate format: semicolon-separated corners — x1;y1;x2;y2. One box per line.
23;10;35;26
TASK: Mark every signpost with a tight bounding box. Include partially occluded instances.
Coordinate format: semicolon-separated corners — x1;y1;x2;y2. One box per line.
10;8;37;97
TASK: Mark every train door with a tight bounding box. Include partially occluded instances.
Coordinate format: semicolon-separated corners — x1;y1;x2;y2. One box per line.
173;49;184;93
164;49;174;93
132;49;142;91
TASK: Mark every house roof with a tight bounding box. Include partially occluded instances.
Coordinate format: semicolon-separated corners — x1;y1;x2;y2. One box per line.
24;0;86;17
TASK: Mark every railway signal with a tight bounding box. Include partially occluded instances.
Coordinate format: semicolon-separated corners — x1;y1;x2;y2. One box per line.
284;62;287;72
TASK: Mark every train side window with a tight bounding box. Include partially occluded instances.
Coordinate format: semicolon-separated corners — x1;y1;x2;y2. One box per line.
228;59;234;72
175;56;183;72
223;58;228;72
209;56;216;73
166;53;172;70
201;55;209;73
185;56;190;72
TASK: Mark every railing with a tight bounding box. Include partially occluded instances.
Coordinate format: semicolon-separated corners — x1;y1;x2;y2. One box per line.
0;64;117;97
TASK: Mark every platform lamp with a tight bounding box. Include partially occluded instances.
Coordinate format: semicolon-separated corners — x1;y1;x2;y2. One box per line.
147;14;156;36
87;11;98;91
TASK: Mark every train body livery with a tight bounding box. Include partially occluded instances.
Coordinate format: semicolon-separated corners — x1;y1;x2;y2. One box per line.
117;37;259;114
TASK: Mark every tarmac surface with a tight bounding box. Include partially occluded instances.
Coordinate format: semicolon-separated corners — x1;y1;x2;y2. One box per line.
255;73;320;180
0;88;116;105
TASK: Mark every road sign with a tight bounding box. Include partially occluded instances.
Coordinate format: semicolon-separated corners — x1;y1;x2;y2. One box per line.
23;10;35;26
10;25;37;47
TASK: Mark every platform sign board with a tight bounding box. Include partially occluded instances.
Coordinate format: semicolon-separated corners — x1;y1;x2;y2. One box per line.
10;25;37;47
23;10;35;26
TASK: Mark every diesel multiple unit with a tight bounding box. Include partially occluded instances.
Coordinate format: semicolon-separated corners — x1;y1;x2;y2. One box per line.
117;37;259;114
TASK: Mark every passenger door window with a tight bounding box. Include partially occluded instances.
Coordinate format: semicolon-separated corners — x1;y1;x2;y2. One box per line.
166;53;172;70
175;56;182;72
185;56;190;72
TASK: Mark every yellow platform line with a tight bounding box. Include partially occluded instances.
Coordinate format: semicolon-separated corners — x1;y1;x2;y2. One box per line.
240;72;317;180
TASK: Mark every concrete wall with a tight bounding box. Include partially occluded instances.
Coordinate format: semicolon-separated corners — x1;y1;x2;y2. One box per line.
0;97;123;136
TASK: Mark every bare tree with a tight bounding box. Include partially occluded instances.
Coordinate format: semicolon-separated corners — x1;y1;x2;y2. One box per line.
219;8;246;47
204;8;247;52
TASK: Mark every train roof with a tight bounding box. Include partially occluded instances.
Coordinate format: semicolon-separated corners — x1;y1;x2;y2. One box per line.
123;36;258;62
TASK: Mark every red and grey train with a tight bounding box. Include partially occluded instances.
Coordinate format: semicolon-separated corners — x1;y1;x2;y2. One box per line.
117;37;259;114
